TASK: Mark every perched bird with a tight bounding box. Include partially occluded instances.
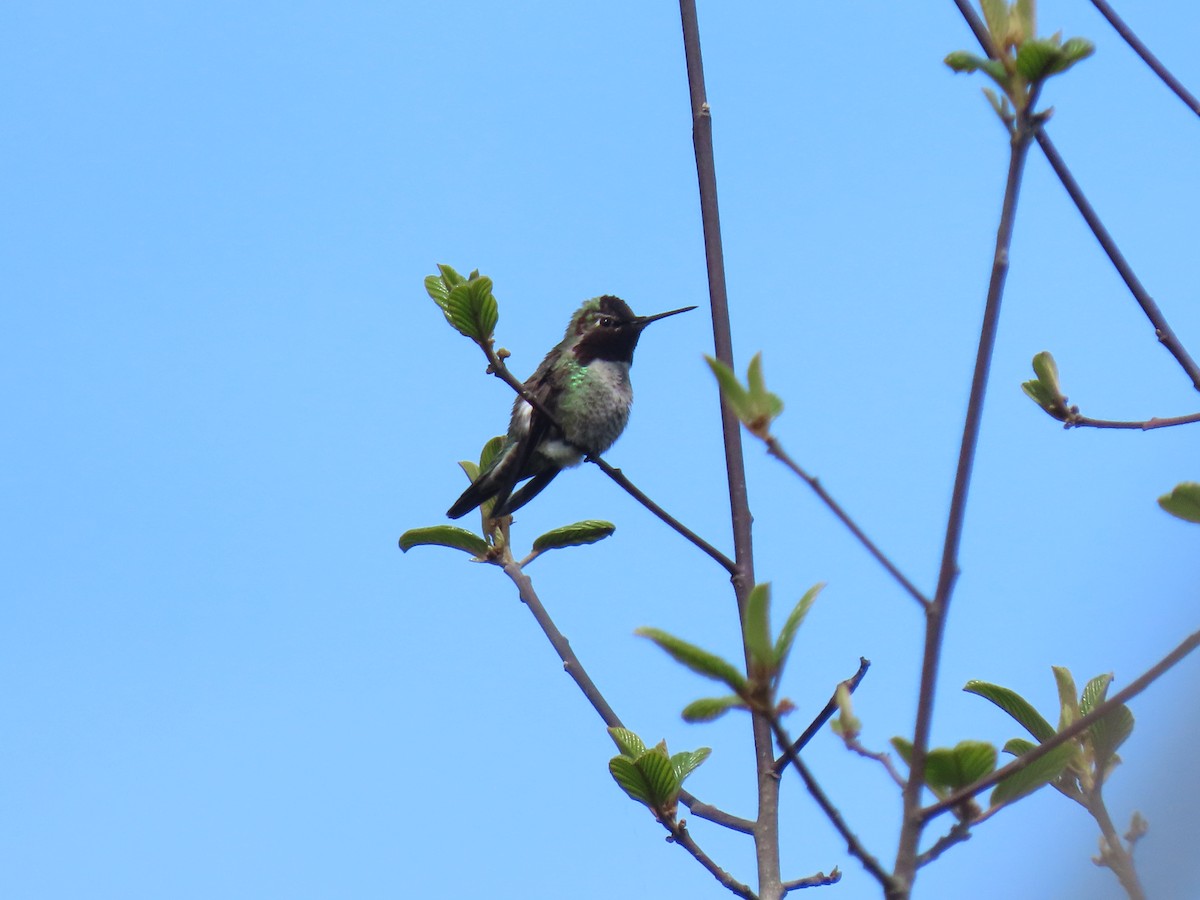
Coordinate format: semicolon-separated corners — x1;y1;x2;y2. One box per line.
447;295;695;518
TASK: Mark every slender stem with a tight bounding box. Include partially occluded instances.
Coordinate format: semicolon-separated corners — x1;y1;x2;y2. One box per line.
844;737;907;790
482;345;736;573
1084;785;1146;900
665;819;759;900
678;2;780;897
772;658;871;776
765;438;930;608
915;822;972;869
1067;410;1200;430
498;558;752;834
893;112;1037;897
1087;0;1200;117
781;870;842;892
922;627;1200;821
1032;129;1200;390
769;717;895;890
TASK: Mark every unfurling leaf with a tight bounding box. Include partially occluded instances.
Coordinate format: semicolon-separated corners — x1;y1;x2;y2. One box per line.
636;627;747;693
1159;482;1200;523
991;741;1076;805
964;680;1056;743
531;520;616;554
773;583;823;678
682;695;745;723
398;525;490;557
608;727;646;759
743;583;773;671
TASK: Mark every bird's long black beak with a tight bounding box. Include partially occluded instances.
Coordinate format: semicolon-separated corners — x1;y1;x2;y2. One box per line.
634;305;698;329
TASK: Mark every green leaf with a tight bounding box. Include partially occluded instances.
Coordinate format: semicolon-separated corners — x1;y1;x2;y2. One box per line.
671;747;712;783
830;683;861;740
398;525;490;556
1016;39;1064;81
1090;702;1135;774
424;274;450;307
608;727;646;759
945;51;992;73
981;59;1009;85
609;756;653;806
926;741;997;793
1159;482;1200;523
638;746;682;810
1079;673;1112;716
531;520;616;553
773;583;823;677
478;435;506;472
1003;737;1037;757
437;263;466;288
1014;0;1036;42
1021;350;1072;420
891;736;913;766
636;627;747;693
1058;37;1094;67
980;0;1009;42
706;356;751;420
681;695;745;723
964;680;1056;742
445;276;499;341
458;460;480;482
991;741;1076;806
1052;666;1080;731
743;583;773;670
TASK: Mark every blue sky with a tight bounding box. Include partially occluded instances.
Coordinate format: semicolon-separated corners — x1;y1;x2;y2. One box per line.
4;3;1198;898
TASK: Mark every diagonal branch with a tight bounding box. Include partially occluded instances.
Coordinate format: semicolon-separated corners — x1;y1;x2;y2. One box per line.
1087;0;1200;116
764;438;931;608
773;658;871;776
1032;129;1200;391
665;818;759;899
498;558;754;835
893;101;1040;895
769;716;895;890
1067;410;1200;430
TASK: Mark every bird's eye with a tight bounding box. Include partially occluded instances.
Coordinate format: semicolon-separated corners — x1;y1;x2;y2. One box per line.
598;316;614;327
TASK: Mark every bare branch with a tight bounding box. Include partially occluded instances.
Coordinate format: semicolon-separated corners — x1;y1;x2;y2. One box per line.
764;438;930;608
782;869;842;892
1066;411;1200;431
666;819;759;899
770;716;896;890
1087;0;1200;117
773;658;871;776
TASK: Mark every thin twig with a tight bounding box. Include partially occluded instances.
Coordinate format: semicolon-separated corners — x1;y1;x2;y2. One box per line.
666;819;759;900
769;717;896;890
894;104;1040;895
844;737;907;790
1065;410;1200;430
1087;0;1200;116
764;438;930;608
1032;129;1200;391
772;658;871;776
679;2;781;897
1084;784;1146;900
481;345;736;574
781;869;842;892
923;627;1200;821
498;558;751;834
915;822;972;869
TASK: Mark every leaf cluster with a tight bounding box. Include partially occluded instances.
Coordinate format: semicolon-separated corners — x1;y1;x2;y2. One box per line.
944;0;1093;121
706;353;783;440
637;583;822;724
424;263;499;343
964;667;1134;807
607;728;710;820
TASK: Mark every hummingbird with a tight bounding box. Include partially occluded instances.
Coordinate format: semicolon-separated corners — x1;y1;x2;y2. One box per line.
447;295;696;519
